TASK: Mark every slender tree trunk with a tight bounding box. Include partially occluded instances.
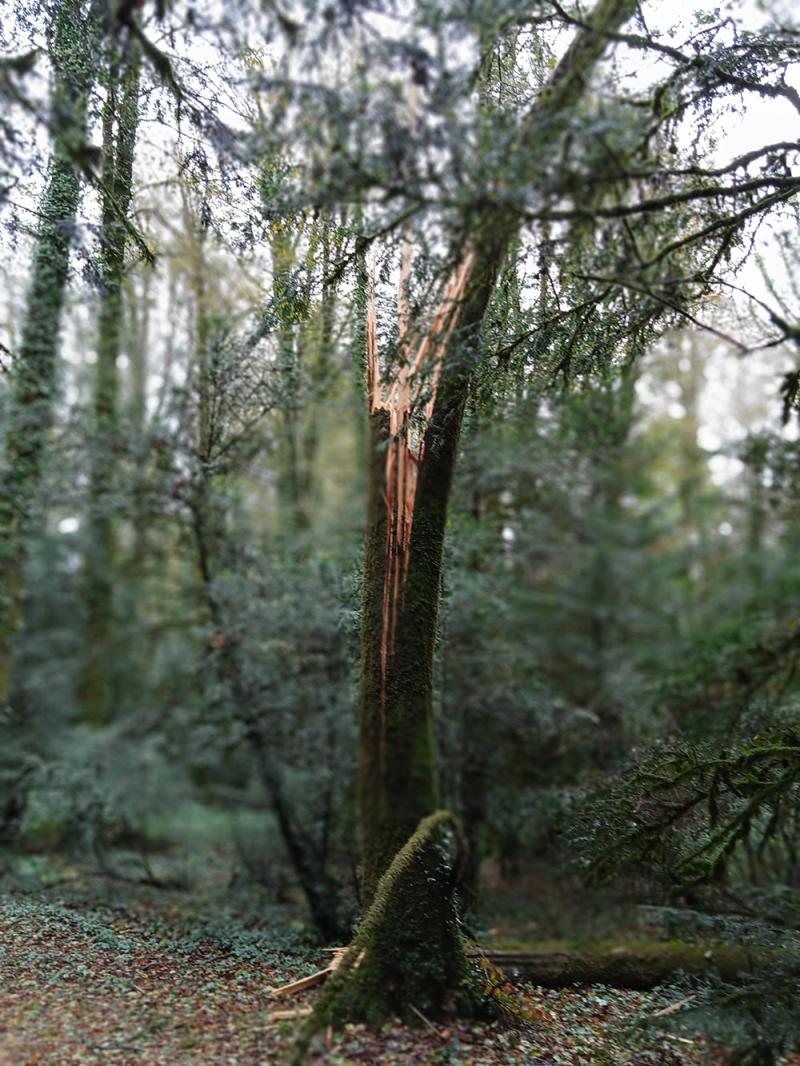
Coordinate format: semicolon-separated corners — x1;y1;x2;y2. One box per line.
460;757;489;905
271;223;311;535
351;235;370;486
294;223;335;528
0;0;98;705
81;41;141;726
183;202;345;939
127;270;150;431
582;363;637;748
189;489;345;940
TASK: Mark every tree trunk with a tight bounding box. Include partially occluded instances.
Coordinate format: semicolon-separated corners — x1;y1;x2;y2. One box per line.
0;0;98;705
81;41;141;727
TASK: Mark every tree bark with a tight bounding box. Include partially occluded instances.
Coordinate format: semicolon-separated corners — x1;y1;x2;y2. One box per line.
292;811;478;1064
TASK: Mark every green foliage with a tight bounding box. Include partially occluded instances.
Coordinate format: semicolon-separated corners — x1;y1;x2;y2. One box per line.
575;726;800;892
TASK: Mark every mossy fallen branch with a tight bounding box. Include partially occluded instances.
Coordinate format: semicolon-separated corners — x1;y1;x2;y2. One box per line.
473;940;790;990
290;810;489;1064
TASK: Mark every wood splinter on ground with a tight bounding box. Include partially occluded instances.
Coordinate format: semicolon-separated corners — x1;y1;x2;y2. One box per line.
269;947;348;1013
268;1007;314;1021
271;970;334;998
652;994;697;1018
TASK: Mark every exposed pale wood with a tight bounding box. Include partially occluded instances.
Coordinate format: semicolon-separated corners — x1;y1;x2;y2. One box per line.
329;947;347;970
271;948;350;1001
652;994;697;1017
269;1007;314;1021
408;1003;435;1031
366;246;477;714
271;968;334;998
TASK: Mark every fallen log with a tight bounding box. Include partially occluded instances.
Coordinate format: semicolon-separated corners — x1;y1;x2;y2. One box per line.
471;940;789;990
276;940;787;1004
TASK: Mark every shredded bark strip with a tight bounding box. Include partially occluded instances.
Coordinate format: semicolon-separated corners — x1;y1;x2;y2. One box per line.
367;247;477;713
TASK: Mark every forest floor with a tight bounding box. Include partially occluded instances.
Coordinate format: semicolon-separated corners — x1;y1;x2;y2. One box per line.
0;840;797;1066
0;866;775;1066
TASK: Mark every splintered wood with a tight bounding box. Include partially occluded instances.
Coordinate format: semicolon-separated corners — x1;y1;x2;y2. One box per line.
367;244;476;708
268;948;348;1021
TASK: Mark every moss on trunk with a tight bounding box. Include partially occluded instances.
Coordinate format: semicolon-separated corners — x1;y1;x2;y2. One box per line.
292;811;489;1063
356;400;441;900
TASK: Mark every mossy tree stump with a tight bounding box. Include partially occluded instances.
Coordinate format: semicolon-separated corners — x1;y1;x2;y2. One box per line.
292;811;488;1063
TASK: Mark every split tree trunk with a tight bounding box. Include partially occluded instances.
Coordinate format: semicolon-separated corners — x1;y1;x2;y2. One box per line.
358;224;512;903
0;0;98;705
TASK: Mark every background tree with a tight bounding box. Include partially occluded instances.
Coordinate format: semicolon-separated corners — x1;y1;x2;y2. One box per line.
0;0;99;703
80;35;142;727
